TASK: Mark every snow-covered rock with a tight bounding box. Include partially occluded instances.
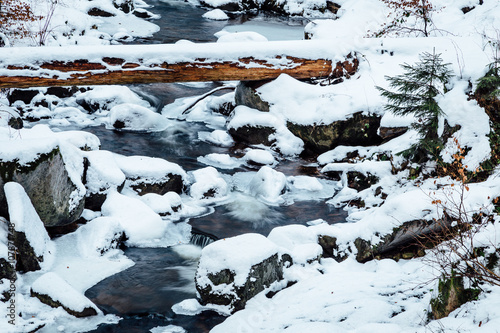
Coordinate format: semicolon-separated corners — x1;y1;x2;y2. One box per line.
76;86;152;114
108;103;168;132
114;154;187;196
248;166;287;203
268;224;322;264
83;150;126;211
139;192;183;216
75;217;125;257
203;9;229;21
0;141;85;227
4;182;54;272
190;167;228;200
195;233;291;313
101;191;168;246
30;272;99;317
244;149;275;166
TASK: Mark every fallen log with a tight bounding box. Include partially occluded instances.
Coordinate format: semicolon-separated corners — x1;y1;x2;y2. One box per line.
0;40;358;88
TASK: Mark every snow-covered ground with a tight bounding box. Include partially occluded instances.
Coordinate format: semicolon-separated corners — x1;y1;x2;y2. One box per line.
1;0;500;332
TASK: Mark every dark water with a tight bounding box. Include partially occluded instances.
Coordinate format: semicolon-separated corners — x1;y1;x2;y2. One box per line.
86;2;345;332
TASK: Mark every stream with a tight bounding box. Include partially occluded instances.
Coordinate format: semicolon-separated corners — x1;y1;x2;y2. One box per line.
85;1;346;332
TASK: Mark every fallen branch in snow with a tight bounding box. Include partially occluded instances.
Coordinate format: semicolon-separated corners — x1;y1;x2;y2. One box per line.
181;85;236;115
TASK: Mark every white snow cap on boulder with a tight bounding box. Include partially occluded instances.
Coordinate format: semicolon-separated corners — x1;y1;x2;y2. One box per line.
216;31;268;43
249;166;287;203
4;182;53;261
190;167;228;200
196;233;282;287
31;272;100;317
203;9;229;21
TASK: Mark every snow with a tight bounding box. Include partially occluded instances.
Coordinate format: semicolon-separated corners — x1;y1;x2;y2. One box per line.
216;31;268;43
198;153;242;169
244;148;275;166
203;9;229;21
107;103;169;132
114;154;187;182
4;182;53;261
101;191;169;246
31;272;100;313
198;130;234;147
227;105;304;156
83;150;126;195
189;167;228;200
150;325;186;333
74;217;125;257
248;166;287;203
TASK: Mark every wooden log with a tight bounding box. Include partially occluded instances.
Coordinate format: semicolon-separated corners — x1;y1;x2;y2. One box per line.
0;40;356;88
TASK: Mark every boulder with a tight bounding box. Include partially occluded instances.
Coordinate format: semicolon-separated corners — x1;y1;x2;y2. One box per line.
129;174;184;196
317;218;452;263
114;155;186;196
113;0;134;13
195;233;292;313
4;183;53;272
0;218;15;281
83;152;126;211
190;167;227;200
200;0;240;12
235;81;271;112
430;273;480;319
87;8;116;17
7;89;40;105
287;112;382;155
378;126;408;141
0;147;85;227
31;272;99;317
228;125;276;146
248;166;286;202
347;171;379;191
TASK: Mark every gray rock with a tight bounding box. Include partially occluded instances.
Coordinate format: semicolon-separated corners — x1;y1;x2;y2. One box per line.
196;253;292;313
379;126;408;141
129;173;184;196
287;112;382;155
347;171;379;192
113;0;134;13
88;8;116;17
195;234;292;313
318;218;452;263
228;125;276;146
235;81;271;112
0;148;85;227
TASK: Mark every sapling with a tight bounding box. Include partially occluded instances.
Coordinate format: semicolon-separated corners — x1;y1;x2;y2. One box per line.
377;51;453;161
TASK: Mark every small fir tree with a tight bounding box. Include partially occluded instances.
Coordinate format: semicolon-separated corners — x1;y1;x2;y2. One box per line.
476;57;500;98
377;51;453;160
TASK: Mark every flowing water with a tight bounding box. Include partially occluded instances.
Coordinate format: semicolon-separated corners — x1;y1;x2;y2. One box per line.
85;2;345;332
